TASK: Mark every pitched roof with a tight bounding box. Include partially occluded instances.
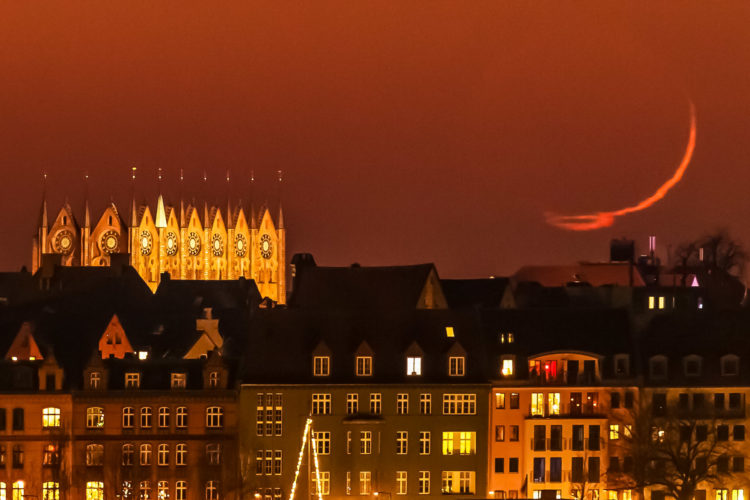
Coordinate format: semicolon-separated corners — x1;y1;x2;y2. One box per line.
441;278;512;309
289;264;446;309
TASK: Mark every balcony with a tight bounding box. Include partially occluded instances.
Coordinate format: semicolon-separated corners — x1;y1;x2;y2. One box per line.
529;437;603;452
526;402;605;419
528;369;600;386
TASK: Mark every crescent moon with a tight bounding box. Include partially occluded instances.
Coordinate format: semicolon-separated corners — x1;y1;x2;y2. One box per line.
545;101;697;231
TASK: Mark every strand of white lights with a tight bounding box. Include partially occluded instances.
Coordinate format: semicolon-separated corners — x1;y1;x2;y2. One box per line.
310;427;324;500
288;418;312;500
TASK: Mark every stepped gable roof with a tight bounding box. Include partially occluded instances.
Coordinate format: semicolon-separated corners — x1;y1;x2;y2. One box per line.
441;278;511;309
153;276;261;314
241;308;489;385
513;262;645;287
289;263;439;309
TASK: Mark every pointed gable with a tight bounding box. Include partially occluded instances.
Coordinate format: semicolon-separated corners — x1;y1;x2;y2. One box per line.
5;322;44;361
416;267;448;309
184;308;224;359
98;314;134;359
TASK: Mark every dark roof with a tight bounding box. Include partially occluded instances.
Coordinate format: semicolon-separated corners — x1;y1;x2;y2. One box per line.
441;278;511;309
513;263;644;287
288;264;438;309
154;275;262;313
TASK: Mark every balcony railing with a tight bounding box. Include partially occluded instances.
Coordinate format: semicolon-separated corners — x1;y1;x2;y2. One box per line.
529;437;603;452
526;402;605;419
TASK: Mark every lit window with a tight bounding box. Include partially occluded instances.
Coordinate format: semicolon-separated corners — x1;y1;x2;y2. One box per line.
396;471;407;495
138;351;149;360
42;407;61;428
312;394;332;415
442;432;476;455
356;356;372;376
548;393;561;415
531;393;544;416
313;356;330;376
731;490;744;500
86;407;104;428
125;372;140;389
360;431;372;454
441;471;475;494
139;481;151;500
717;491;728;500
86;482;103;500
42;481;59;500
397;394;409;415
312;471;330;496
508;333;514;343
418;472;430;495
171;372;187;388
658;296;665;309
609;424;620;440
359;471;371;495
89;372;101;389
158;482;169;500
495;393;505;409
43;443;59;466
407;356;422;376
176;443;187;466
445;327;455;338
449;356;465;376
396;431;408;454
12;481;24;500
205;407;224;428
648;296;655;309
346;393;359;415
501;357;515;376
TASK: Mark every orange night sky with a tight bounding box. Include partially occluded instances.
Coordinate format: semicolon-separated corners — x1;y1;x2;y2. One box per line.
1;2;749;277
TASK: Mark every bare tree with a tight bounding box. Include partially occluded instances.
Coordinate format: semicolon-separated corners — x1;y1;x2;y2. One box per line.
673;230;748;278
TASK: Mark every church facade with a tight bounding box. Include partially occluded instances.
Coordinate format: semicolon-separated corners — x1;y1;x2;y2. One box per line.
31;195;286;302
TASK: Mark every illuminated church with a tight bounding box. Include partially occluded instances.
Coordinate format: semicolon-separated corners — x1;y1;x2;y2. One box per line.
31;190;286;302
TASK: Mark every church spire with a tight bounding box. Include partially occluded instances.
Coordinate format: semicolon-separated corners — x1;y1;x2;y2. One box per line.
277;169;284;229
202;171;209;228
226;169;232;227
83;172;90;228
249;170;257;229
130;166;138;226
39;172;48;228
179;168;185;226
155;168;167;228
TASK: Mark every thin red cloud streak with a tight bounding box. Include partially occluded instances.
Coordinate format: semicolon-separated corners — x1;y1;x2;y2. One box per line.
545;101;697;231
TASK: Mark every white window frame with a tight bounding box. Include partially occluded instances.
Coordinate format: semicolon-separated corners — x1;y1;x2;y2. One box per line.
448;356;466;376
313;356;330;377
125;372;141;389
407;356;422;376
171;372;187;389
419;431;431;455
205;407;224;428
86;407;104;429
122;407;135;428
176;407;188;428
396;393;409;415
356;356;373;376
346;393;359;415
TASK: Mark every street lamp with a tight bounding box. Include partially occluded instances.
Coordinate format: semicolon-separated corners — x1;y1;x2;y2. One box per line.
374;492;391;500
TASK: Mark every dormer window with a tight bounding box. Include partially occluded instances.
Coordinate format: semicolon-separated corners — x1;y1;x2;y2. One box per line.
614;354;630;377
683;355;702;377
649;356;668;380
138;351;149;361
499;333;515;344
313;356;330;377
89;372;101;389
356;356;372;377
721;355;740;377
125;373;140;389
448;356;465;377
171;373;186;389
445;327;455;338
208;371;220;388
407;356;422;376
501;356;515;377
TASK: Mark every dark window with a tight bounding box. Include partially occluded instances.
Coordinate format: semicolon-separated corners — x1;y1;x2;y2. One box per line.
717;455;729;474
494;458;504;473
729;393;742;409
509;425;519;442
695;491;706;500
693;393;705;409
734;425;745;441
588;425;600;451
609;457;620;473
623;456;634;473
696;425;708;442
46;374;56;391
0;445;5;466
533;425;546;451
587;457;600;482
532;457;545;483
12;445;23;468
652;394;667;416
678;393;689;410
509;393;519;409
571;457;584;482
624;391;634;409
572;425;584;451
550;425;562;451
508;457;518;473
583;360;596;383
717;425;730;441
12;409;23;431
615;357;628;375
679;425;691;442
715;393;725;410
0;409;6;430
652;492;666;500
733;456;744;473
567;360;579;385
549;457;561;482
696;457;708;474
570;392;582;416
610;392;620;409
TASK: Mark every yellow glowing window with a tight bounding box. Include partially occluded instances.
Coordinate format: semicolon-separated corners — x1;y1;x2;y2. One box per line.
608;491;618;500
442;432;454;455
12;481;24;500
42;407;61;428
648;296;655;309
731;490;744;500
501;358;514;376
445;327;455;338
609;424;620;440
42;482;59;500
658;296;665;309
622;491;632;500
548;393;560;415
531;393;544;416
86;482;103;500
458;432;475;455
